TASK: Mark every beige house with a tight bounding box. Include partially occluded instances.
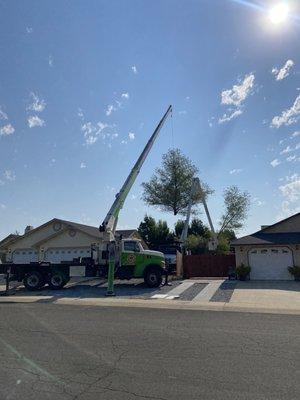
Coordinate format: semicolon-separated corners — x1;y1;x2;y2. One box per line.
0;218;144;264
232;212;300;280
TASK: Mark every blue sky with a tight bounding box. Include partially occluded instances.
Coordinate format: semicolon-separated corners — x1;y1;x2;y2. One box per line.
0;0;300;240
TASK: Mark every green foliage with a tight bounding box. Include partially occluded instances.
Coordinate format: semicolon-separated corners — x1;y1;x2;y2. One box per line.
174;218;210;238
287;265;300;278
142;148;212;215
185;234;206;255
138;215;174;249
215;237;230;254
236;263;251;280
219;186;250;234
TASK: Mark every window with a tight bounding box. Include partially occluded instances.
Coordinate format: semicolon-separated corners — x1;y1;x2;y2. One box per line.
251;250;257;254
282;249;289;253
55;251;59;254
271;249;278;254
80;250;84;254
124;241;140;252
261;249;268;254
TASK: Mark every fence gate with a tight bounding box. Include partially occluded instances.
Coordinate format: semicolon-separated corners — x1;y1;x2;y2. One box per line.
183;254;235;278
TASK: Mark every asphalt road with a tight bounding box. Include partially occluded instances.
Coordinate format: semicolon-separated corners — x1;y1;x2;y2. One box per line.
0;304;299;400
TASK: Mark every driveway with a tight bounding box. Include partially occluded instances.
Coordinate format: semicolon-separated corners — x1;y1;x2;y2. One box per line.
229;281;300;310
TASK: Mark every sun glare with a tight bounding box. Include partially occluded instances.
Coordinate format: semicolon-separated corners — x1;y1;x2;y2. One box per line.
269;3;289;24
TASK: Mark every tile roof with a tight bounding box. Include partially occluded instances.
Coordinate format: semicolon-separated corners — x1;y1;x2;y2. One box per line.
232;232;300;246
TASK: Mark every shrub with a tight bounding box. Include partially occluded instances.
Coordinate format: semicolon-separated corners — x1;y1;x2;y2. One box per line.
236;263;251;280
287;266;300;279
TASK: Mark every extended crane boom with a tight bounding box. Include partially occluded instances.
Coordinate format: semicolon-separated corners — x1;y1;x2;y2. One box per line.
100;105;172;236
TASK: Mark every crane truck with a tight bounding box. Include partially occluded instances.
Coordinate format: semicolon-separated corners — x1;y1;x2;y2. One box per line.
0;106;172;293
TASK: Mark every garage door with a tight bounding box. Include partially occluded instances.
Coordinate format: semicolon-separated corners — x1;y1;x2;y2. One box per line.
249;247;293;280
12;249;39;264
45;248;91;263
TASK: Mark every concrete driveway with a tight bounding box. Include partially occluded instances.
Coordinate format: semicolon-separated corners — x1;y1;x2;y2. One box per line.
230;281;300;310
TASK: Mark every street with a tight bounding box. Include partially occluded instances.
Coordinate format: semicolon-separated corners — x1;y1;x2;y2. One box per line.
0;304;299;400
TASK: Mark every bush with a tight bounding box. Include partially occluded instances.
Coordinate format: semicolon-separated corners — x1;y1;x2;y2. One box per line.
287;266;300;279
236;263;251;280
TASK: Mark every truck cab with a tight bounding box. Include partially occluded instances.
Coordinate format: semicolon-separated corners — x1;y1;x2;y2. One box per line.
118;239;166;287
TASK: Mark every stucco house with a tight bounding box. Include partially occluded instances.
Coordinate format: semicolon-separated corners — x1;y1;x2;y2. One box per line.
232;212;300;280
0;218;145;264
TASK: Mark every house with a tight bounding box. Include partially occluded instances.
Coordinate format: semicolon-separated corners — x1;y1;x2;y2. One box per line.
0;218;145;264
232;212;300;280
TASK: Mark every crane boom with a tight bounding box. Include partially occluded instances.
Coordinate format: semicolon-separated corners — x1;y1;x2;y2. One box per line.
100;105;172;235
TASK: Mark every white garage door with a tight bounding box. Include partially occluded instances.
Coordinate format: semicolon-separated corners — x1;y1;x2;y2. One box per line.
249;247;293;280
12;249;39;264
45;248;91;263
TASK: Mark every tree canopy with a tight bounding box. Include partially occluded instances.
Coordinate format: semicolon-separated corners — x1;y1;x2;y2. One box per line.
138;215;174;249
142;148;211;215
219;186;250;234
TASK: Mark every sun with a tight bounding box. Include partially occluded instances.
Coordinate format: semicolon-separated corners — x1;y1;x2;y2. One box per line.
269;3;290;24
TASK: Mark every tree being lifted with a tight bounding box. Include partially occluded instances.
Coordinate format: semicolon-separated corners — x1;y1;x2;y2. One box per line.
141;149;251;245
142;148;212;215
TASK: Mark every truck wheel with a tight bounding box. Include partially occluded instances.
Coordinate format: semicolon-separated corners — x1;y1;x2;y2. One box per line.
144;267;162;288
49;271;68;290
23;271;45;291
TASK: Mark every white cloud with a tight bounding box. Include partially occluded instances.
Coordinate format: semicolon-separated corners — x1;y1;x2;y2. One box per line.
28;115;45;128
229;168;243;175
128;132;135;140
48;54;54;67
280;145;293;155
81;121;110;145
131;65;138;74
0;124;15;136
179;110;187;115
286;155;296;162
80;162;86;169
27;92;46;113
26;27;33;34
279;173;300;203
253;197;266;207
0;107;8;120
219;109;243;124
106;104;116;116
121;140;127;145
270;158;281;167
0;203;6;209
272;59;294;81
121;92;129;99
291;131;300;139
271;94;300;128
78;108;84;120
4;170;15;181
185;96;190;101
221;73;255;107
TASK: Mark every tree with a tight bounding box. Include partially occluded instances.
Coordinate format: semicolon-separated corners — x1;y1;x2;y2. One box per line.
219;186;250;234
174;218;210;239
138;215;174;249
185;234;207;255
142;149;211;215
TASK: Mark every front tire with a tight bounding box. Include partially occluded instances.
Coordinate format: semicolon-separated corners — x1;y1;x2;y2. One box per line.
144;267;162;288
23;271;45;291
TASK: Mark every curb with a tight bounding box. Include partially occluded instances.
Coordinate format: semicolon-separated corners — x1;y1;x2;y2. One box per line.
0;295;300;315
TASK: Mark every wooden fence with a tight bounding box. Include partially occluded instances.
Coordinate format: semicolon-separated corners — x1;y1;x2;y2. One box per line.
183;254;236;278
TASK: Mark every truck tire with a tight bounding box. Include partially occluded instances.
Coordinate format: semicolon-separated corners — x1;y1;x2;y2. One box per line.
23;271;45;291
48;271;69;290
144;267;162;288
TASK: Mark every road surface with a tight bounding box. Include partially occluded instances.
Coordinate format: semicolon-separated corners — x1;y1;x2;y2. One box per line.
0;303;299;399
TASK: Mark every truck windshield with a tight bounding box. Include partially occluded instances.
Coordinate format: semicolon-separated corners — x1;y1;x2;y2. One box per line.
124;241;141;252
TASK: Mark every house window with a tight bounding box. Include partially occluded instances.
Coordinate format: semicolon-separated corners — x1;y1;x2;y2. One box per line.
282;249;289;253
80;250;84;254
68;250;71;254
271;249;278;254
261;249;268;254
251;250;257;254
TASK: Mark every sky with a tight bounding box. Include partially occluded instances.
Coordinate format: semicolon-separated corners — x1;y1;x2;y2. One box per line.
0;0;300;240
